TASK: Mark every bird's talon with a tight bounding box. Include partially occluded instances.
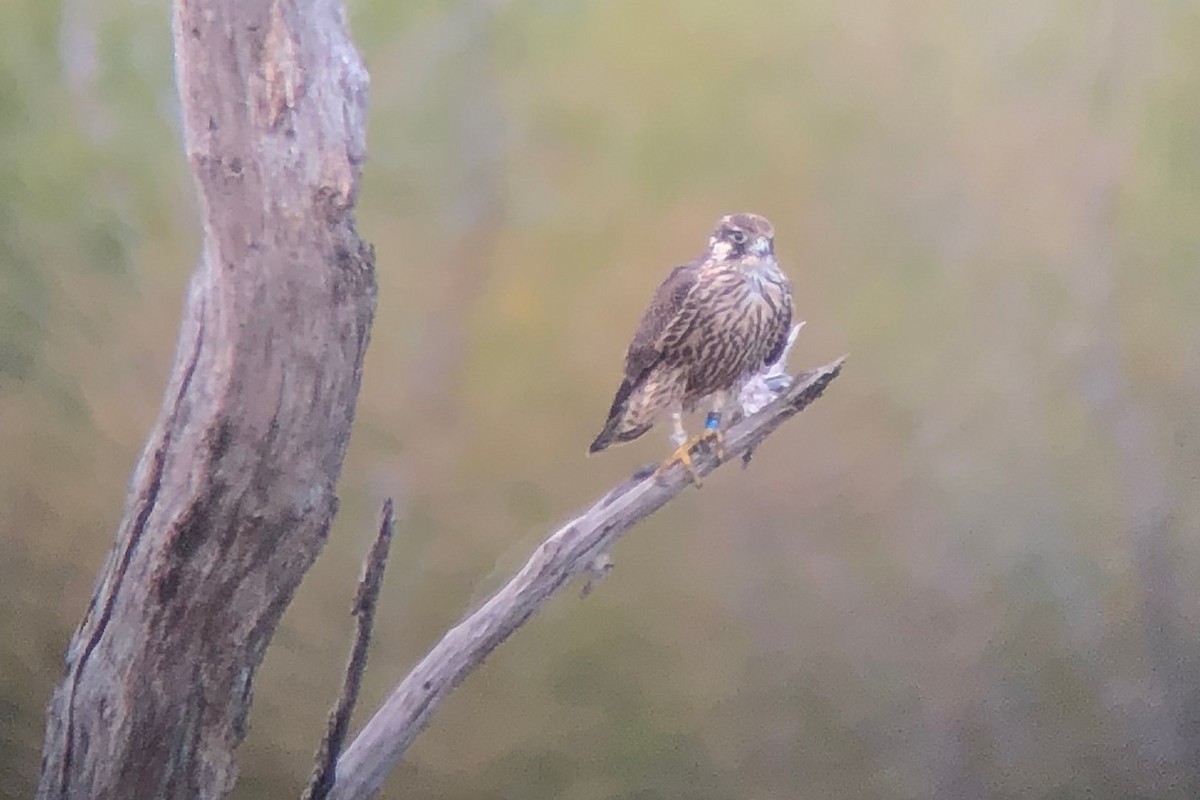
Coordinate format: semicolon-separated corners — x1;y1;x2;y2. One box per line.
694;428;725;460
659;445;702;486
712;430;726;460
656;430;726;486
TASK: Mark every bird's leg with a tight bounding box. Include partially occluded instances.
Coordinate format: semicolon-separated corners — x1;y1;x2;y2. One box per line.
656;396;729;486
657;409;704;486
694;390;730;458
702;404;727;459
670;410;688;448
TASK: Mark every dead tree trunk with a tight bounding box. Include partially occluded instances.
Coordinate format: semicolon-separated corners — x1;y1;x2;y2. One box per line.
36;0;373;797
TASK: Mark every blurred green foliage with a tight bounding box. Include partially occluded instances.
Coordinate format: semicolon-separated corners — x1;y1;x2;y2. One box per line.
2;1;1200;798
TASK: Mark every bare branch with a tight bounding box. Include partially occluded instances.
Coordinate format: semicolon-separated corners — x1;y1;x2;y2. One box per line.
327;356;846;800
304;500;397;800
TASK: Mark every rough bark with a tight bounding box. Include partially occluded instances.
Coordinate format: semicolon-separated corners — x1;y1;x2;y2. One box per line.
326;357;846;800
36;0;373;797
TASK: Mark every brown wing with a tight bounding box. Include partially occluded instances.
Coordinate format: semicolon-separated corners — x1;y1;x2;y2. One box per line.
763;290;794;367
622;259;704;384
587;260;704;453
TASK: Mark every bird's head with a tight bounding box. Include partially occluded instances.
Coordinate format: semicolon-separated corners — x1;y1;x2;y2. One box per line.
707;213;776;264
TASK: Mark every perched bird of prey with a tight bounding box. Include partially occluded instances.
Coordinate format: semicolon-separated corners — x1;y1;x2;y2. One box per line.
589;213;794;481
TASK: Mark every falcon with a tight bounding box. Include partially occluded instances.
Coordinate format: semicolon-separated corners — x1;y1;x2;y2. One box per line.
589;212;794;481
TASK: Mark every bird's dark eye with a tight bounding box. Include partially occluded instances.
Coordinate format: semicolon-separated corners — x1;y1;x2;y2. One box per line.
730;230;747;244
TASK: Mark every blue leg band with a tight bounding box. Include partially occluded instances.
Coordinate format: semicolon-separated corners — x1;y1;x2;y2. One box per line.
704;411;721;431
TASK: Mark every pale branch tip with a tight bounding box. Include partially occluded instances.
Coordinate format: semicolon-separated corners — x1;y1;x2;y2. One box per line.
304;500;398;800
323;355;845;800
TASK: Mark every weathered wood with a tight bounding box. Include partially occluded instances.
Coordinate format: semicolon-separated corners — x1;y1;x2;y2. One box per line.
327;356;846;800
304;501;397;800
36;0;373;797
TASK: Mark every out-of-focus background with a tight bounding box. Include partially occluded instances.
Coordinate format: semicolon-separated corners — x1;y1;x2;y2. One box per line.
3;0;1199;797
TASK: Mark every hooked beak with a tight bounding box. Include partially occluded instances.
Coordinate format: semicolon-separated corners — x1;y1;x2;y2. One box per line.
750;236;773;257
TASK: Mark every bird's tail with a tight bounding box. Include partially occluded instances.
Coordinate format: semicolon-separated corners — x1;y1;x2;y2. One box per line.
588;428;617;454
588;378;650;453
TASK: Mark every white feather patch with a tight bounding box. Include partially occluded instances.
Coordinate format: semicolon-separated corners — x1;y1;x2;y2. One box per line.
738;322;805;415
